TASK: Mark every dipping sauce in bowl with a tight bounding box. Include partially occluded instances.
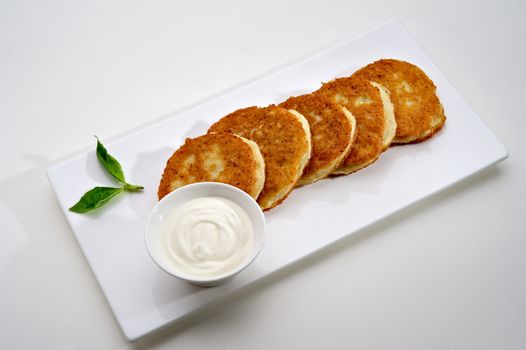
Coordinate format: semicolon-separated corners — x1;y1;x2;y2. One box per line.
145;182;266;286
162;197;253;278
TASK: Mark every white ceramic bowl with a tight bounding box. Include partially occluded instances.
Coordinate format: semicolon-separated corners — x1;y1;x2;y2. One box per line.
145;182;266;287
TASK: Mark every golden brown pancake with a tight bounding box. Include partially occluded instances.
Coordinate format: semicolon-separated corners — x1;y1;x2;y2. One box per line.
279;94;356;185
208;106;311;210
315;75;388;174
158;132;265;200
353;59;446;143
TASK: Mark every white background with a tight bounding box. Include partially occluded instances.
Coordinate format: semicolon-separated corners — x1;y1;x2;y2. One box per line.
1;0;525;349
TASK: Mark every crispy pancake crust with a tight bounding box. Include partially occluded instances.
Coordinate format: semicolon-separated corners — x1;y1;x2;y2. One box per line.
279;94;356;185
158;132;265;200
208;106;311;210
315;75;387;174
353;59;446;144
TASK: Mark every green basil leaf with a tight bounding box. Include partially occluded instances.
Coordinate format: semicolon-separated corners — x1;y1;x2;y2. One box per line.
69;186;124;213
95;136;126;184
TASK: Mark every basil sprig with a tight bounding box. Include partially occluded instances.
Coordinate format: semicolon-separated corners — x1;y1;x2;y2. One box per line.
69;137;144;214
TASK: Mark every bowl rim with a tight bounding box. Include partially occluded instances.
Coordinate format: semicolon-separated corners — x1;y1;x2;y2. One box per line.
144;182;266;284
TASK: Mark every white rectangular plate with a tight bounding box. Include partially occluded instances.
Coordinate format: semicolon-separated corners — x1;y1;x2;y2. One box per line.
47;20;507;341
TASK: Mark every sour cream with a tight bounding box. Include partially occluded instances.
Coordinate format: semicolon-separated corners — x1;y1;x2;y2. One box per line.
161;197;254;278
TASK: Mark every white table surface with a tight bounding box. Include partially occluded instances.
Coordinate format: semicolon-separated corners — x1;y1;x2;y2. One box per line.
1;1;525;349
